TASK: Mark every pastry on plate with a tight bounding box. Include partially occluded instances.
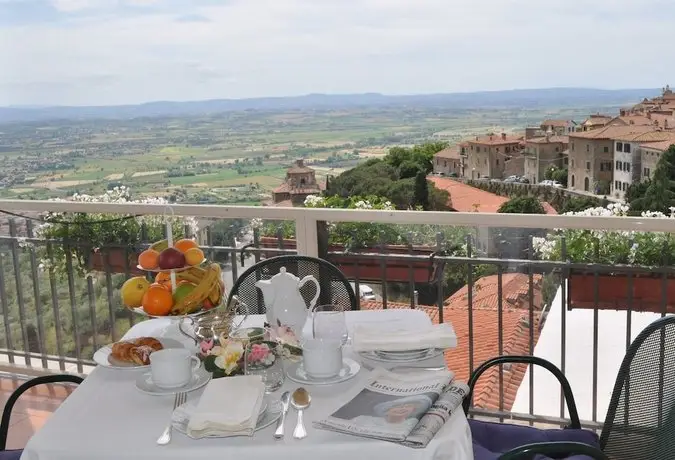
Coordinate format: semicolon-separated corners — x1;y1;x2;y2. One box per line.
110;337;164;366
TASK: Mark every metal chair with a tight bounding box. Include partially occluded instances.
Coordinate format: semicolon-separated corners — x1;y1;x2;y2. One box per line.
226;255;358;317
464;315;675;460
0;374;84;459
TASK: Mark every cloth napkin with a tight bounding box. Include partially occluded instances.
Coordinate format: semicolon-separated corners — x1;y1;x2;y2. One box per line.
351;322;457;352
186;375;265;438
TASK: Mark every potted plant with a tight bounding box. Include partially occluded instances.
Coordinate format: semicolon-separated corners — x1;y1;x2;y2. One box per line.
36;187;198;275
533;203;675;312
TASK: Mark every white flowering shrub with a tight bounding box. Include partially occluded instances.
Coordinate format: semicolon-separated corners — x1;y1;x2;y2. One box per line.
532;203;675;265
36;187;198;274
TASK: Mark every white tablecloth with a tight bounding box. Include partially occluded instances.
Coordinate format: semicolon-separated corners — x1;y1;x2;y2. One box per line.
21;309;473;460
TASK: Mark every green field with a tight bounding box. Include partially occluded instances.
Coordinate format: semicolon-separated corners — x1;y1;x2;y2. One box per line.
0;104;623;204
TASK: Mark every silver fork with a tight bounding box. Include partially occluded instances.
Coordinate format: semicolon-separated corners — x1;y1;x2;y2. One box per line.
157;392;187;445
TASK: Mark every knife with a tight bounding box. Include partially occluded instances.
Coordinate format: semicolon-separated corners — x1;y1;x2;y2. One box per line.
274;391;291;439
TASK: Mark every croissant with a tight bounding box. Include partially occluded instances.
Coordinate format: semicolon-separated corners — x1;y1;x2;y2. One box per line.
110;337;164;365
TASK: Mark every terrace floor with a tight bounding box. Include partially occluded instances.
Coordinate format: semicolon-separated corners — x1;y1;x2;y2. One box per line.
0;374;76;450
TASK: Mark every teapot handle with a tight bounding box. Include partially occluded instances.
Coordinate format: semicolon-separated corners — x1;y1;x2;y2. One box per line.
299;275;321;311
178;317;198;345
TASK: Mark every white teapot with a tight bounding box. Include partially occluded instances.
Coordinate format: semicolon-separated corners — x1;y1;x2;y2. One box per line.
255;267;320;335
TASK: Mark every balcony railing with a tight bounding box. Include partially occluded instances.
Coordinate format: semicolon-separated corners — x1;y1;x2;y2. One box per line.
0;199;673;431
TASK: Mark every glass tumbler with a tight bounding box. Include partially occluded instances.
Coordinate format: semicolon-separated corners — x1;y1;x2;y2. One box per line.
244;341;284;393
312;304;349;345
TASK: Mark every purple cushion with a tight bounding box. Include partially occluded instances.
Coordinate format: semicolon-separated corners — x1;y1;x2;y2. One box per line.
469;419;600;460
0;450;22;460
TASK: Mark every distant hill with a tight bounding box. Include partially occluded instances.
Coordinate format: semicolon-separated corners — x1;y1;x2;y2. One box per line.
0;88;659;123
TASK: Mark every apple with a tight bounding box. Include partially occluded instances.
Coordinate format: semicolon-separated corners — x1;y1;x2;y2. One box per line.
202;298;215;310
158;247;186;270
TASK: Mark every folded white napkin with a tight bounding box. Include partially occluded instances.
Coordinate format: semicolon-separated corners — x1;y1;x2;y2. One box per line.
351;323;457;352
186;375;265;438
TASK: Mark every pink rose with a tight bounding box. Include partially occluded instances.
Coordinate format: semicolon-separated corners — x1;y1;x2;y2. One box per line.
199;339;214;356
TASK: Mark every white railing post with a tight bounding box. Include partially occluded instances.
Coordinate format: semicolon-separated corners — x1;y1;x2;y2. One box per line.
294;214;319;257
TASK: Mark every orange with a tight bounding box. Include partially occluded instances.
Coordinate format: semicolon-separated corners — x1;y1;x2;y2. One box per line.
138;249;160;270
174;239;199;254
151;281;171;291
142;285;174;316
155;272;171;284
184;247;204;266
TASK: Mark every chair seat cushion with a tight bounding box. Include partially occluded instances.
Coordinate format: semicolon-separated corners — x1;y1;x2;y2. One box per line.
469;419;600;460
0;450;22;460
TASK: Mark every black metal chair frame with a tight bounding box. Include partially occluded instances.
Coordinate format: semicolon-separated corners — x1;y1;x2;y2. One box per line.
226;255;359;315
464;315;675;460
0;374;83;451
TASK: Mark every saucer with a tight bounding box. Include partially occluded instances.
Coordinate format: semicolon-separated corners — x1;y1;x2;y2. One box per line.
172;398;282;439
286;358;360;385
360;348;443;364
135;366;211;396
93;338;184;371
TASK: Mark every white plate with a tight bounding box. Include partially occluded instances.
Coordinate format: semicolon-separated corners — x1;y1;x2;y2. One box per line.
286;359;360;385
374;349;430;360
360;348;444;364
135;365;211;396
171;398;281;439
93;338;185;370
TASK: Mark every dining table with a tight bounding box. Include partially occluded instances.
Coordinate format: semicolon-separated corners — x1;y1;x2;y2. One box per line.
20;308;473;460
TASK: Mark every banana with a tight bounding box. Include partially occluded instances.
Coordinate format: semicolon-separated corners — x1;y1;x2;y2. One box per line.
172;263;221;315
150;239;169;252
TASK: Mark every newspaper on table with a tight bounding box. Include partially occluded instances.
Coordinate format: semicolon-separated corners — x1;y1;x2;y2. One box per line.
313;368;469;448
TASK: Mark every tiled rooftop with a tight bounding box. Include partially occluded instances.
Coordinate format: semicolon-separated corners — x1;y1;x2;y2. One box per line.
434;146;462;159
525;135;569;144
570;124;655;140
466;134;522;146
540;119;570;128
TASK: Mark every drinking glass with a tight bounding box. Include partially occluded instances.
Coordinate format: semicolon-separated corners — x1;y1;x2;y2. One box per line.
312;304;348;345
244;342;284;393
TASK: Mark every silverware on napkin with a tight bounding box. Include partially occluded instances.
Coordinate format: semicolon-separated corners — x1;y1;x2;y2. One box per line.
273;391;291;440
157;392;187;445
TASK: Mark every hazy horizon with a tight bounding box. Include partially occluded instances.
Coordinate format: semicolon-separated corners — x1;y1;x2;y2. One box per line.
1;86;661;109
2;0;673;106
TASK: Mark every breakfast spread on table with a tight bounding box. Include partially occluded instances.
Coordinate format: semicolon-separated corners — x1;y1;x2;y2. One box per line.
110;337;164;366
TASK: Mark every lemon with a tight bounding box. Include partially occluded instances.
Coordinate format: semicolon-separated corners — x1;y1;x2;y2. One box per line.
121;276;151;308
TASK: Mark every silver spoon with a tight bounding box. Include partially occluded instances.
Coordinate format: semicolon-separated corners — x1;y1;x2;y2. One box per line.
291;387;311;440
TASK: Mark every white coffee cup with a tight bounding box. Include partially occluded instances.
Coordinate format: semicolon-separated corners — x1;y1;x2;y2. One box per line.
150;348;200;389
302;338;343;379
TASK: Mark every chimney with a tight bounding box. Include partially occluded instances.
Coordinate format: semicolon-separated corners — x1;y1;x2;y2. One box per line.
295;159;304;168
501;133;507;140
629;120;634;125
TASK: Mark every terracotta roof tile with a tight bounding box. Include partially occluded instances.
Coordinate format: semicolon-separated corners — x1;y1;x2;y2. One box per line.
607;115;654;127
570;125;655;140
467;134;523;146
613;130;675;142
435;146;462;159
428;177;507;213
361;273;543;411
640;140;675;152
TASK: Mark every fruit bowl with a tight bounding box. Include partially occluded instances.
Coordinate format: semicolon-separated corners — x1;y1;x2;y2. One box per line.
130;306;212;320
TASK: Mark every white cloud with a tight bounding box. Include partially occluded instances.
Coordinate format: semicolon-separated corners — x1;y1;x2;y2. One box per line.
1;0;674;105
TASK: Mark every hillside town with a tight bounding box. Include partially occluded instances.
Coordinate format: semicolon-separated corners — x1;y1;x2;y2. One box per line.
432;85;675;200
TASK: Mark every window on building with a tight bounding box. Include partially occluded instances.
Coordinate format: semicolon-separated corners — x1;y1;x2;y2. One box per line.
604;146;609;153
555;147;559;152
444;160;447;167
471;145;474;151
625;144;631;153
571;142;575;151
496;148;500;152
506;146;511;153
623;182;628;191
644;167;651;178
616;160;621;170
625;162;631;172
484;159;487;165
571;159;575;168
571;175;575;187
586;145;590;152
586;161;591;171
564;157;569;166
496;159;499;166
436;159;439;165
584;177;590;191
616;142;623;152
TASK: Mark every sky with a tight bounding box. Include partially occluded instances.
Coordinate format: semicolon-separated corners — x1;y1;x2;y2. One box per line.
0;0;674;106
